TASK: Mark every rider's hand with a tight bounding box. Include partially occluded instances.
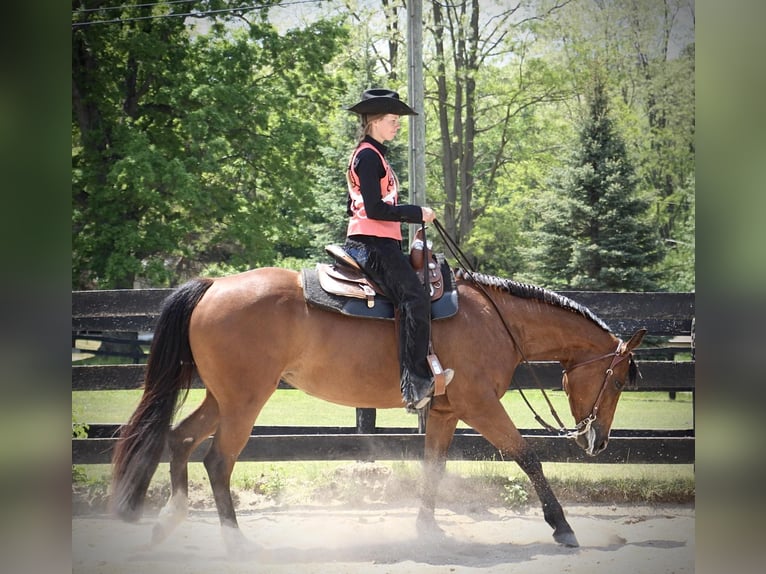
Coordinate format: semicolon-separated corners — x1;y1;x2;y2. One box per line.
421;207;436;223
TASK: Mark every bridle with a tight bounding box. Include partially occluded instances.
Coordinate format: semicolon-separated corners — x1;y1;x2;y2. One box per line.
561;339;631;438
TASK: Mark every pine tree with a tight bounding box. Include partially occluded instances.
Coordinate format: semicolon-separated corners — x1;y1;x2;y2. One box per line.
533;72;663;291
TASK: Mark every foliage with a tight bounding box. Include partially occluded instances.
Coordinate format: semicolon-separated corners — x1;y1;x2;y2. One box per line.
654;175;695;291
502;477;530;508
527;72;663;290
72;411;90;482
423;0;574;245
72;465;89;483
72;416;89;439
531;0;695;290
72;1;347;288
72;0;693;291
239;465;287;499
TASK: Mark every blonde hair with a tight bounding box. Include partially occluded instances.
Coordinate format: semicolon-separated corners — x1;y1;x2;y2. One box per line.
357;113;386;142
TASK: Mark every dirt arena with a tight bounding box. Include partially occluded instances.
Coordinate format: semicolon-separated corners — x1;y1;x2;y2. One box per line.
73;501;694;573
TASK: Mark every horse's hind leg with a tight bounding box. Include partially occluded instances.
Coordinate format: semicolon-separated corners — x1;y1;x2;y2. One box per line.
461;398;579;547
152;391;219;546
203;389;276;556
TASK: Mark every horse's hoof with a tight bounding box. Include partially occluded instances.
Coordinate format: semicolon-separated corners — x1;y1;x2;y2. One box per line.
113;502;143;523
222;525;256;559
152;503;187;545
151;523;170;546
416;509;444;537
554;529;580;548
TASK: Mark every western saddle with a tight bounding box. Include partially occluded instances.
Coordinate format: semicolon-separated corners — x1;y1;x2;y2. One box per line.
318;234;445;308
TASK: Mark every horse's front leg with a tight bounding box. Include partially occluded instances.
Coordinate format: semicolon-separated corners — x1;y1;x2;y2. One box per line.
515;446;579;547
417;404;458;534
460;396;579;547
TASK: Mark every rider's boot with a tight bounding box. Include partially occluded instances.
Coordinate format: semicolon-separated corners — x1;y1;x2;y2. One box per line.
402;369;455;412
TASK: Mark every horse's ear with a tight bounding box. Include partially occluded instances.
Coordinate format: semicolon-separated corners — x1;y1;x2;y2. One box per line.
624;328;648;352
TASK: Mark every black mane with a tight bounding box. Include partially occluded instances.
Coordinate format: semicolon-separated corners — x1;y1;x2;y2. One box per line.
456;269;612;333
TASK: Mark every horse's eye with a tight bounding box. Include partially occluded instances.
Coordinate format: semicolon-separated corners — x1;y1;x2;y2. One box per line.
613;379;625;391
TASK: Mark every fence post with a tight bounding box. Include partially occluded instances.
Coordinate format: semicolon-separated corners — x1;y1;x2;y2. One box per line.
355;408;376;434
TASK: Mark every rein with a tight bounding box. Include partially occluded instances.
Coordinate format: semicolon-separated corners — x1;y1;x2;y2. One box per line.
431;219;626;438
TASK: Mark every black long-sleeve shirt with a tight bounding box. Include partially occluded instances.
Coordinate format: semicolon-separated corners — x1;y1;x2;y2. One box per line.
347;136;423;224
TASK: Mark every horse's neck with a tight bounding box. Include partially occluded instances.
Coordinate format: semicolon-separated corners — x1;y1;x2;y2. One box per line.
503;296;615;363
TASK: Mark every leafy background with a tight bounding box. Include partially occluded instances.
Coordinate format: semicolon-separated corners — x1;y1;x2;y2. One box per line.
72;0;694;292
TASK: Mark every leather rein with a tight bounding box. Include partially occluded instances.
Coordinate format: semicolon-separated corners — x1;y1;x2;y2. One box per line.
432;220;630;439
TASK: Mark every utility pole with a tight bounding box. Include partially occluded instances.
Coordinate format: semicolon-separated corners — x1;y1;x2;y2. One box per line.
407;0;429;434
407;0;425;245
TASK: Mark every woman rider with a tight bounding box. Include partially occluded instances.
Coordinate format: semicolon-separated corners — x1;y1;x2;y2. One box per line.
343;88;454;412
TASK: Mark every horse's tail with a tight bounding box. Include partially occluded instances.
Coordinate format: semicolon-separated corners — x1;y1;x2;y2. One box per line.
110;277;214;522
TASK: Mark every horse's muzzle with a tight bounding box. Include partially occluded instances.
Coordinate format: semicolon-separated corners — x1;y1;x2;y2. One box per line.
574;425;609;456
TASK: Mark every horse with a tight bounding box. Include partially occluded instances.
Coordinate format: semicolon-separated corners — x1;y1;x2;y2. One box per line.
110;265;646;555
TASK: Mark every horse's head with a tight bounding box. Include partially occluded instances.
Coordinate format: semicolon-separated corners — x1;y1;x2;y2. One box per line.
561;328;647;456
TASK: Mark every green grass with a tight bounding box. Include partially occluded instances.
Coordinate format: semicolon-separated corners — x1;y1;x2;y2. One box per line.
72;388;694;430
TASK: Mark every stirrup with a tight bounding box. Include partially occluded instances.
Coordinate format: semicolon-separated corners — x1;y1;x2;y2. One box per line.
404;369;455;413
443;368;455;386
428;348;453;396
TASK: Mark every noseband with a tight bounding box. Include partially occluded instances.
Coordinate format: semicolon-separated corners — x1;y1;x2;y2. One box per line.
562;339;631;438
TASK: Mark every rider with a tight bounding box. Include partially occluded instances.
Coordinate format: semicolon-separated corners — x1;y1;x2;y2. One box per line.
343;88;454;412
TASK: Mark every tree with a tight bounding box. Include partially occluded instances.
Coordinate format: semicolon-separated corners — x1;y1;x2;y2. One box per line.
654;173;694;291
340;0;403;84
537;0;694;289
72;2;195;288
426;0;573;245
529;71;662;291
72;1;346;288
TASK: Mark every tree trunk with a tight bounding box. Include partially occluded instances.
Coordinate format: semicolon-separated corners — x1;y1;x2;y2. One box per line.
432;1;458;236
458;0;479;242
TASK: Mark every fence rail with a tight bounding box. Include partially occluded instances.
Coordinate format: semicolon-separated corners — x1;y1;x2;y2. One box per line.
72;288;695;465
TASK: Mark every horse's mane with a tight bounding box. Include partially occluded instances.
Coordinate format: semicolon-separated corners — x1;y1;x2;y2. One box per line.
456;269;612;333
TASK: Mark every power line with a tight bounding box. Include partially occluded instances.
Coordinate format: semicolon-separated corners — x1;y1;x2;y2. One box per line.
72;0;325;28
75;0;203;14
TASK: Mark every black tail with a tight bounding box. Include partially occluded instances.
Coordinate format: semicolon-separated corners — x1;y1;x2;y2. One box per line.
110;277;214;522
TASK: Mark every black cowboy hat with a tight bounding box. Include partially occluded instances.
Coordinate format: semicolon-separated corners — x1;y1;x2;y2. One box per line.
345;88;418;116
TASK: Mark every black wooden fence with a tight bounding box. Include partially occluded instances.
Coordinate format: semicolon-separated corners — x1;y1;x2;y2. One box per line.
72;288;694;465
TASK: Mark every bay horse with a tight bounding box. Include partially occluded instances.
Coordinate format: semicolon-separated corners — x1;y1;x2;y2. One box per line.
111;266;645;554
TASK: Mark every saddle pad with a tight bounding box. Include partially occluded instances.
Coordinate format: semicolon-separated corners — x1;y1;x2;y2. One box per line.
301;259;459;321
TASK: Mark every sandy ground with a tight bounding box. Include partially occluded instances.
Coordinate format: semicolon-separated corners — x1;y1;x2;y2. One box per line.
72;501;694;573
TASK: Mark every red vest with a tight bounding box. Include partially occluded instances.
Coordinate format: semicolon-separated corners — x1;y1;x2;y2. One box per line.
346;142;402;240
